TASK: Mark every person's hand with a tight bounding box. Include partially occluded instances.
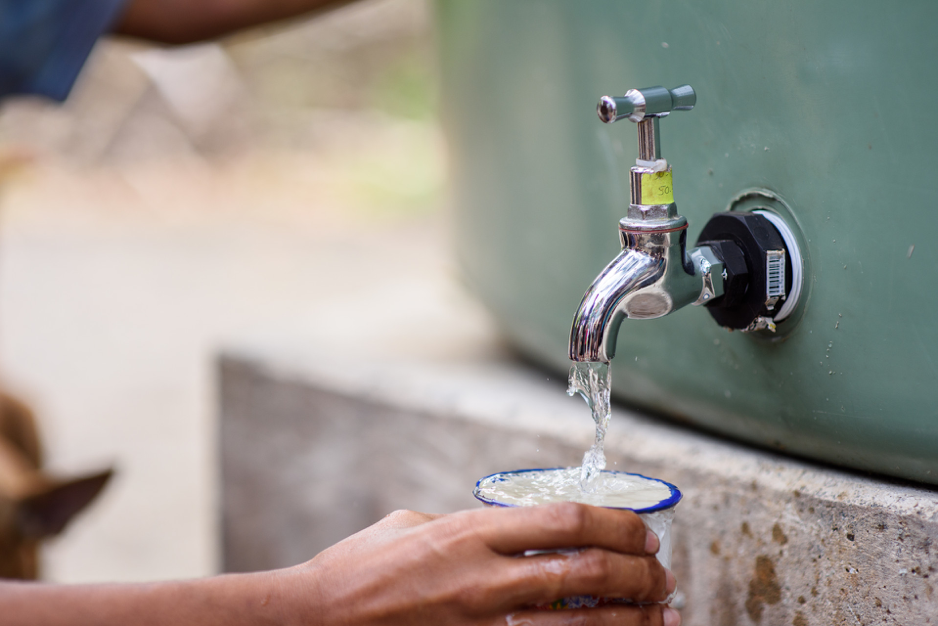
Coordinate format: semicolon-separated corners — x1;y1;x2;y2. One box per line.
278;502;680;625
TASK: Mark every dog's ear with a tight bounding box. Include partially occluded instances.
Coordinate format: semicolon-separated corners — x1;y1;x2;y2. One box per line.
16;469;114;538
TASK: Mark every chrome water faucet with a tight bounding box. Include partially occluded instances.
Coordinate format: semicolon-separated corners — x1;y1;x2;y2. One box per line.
569;85;726;363
570;84;804;364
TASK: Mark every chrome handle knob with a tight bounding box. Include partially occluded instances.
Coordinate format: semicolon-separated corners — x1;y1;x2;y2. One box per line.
597;85;696;124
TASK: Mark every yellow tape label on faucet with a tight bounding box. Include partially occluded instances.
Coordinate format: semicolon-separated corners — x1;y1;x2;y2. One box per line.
640;170;674;205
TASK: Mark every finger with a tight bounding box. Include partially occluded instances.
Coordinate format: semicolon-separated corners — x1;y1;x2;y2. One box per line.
506;549;672;605
501;604;680;626
471;502;653;556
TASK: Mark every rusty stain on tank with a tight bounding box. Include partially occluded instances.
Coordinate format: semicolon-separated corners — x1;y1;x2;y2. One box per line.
772;523;788;545
792;611;808;626
746;555;782;622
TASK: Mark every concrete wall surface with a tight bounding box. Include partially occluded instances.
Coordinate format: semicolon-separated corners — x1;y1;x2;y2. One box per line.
219;287;938;625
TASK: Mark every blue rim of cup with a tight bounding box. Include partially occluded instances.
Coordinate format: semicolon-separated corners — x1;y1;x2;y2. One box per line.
473;467;683;514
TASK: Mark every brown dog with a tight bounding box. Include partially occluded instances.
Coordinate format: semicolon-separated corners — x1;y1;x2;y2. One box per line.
0;393;112;579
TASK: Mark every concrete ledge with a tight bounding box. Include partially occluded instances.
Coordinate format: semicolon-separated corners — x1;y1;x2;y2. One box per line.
219;284;938;626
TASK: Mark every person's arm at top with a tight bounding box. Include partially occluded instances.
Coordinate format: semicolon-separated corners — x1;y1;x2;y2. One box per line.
114;0;354;45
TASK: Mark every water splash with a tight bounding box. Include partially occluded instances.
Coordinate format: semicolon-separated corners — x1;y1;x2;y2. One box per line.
567;361;612;490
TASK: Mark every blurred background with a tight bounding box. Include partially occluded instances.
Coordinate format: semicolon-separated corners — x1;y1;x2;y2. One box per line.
0;0;447;582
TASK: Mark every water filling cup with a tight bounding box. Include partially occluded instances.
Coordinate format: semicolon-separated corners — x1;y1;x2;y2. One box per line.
474;467;681;609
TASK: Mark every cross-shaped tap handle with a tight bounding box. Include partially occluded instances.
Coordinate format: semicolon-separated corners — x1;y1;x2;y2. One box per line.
597;85;696;124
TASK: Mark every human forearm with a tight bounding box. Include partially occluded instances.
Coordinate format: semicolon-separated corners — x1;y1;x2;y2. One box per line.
114;0;352;45
0;571;294;626
1;505;680;625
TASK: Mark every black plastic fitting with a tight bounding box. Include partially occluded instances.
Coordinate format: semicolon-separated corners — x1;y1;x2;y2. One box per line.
696;212;793;330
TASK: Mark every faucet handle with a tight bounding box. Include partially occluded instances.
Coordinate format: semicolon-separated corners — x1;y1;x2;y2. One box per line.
597;85;696;124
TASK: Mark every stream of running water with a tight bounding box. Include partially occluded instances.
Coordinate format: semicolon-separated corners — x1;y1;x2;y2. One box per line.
566;361;612;491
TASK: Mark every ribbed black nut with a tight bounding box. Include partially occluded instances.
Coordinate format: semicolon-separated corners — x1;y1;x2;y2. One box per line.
695;212;792;330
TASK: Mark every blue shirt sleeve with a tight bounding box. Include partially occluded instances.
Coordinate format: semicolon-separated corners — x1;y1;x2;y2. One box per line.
0;0;130;102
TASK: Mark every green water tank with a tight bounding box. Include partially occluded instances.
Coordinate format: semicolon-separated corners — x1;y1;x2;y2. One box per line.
436;0;938;484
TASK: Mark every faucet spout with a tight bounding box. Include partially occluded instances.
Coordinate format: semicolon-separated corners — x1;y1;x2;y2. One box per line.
568;247;665;364
568;214;725;363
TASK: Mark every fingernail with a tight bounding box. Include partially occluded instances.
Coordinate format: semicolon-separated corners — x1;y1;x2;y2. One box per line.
665;569;676;594
663;607;681;626
645;530;659;554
